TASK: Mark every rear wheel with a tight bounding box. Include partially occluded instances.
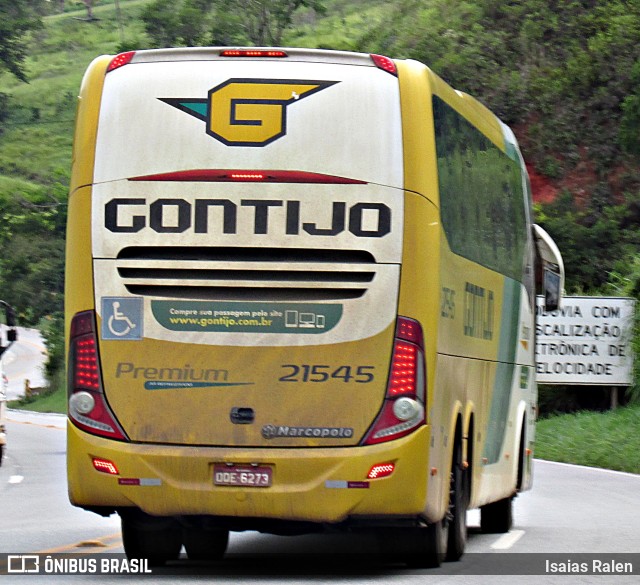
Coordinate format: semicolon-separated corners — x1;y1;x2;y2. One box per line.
183;527;229;561
120;509;182;566
480;496;513;533
377;522;446;568
407;521;447;568
445;439;467;561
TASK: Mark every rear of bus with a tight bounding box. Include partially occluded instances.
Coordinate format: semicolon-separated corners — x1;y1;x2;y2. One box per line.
66;48;438;546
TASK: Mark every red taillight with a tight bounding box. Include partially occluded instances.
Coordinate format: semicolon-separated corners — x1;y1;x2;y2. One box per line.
388;342;418;396
107;51;136;73
367;462;395;480
362;317;426;445
370;54;397;76
396;317;424;346
75;337;99;391
68;311;127;441
92;457;119;475
220;49;288;58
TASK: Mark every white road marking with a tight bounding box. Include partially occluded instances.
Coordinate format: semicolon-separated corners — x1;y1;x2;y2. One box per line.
536;459;640;479
490;529;525;550
8;475;24;484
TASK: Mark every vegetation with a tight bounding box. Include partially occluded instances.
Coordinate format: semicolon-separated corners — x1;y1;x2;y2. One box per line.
0;1;43;81
141;0;327;46
536;404;640;474
1;1;640;468
8;384;66;413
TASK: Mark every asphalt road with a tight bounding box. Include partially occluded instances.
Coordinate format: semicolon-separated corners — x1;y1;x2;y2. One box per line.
1;412;638;584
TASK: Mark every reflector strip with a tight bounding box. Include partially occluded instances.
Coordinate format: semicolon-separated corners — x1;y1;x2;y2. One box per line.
129;170;367;184
325;480;370;489
118;478;162;486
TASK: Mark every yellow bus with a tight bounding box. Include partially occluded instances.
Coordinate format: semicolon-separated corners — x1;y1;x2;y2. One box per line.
66;48;563;567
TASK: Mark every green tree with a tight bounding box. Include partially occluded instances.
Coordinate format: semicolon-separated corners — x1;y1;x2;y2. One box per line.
534;191;640;294
620;61;640;156
229;0;326;45
142;0;325;47
0;180;67;326
359;0;640;186
604;256;640;402
0;1;42;81
141;0;215;46
0;170;68;390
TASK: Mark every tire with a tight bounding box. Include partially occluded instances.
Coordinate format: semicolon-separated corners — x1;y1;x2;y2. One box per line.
445;440;467;561
377;523;446;568
516;424;526;491
407;521;447;568
120;509;182;566
183;527;229;561
480;496;513;534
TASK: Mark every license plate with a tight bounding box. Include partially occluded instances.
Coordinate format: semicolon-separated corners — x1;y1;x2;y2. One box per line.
213;464;272;488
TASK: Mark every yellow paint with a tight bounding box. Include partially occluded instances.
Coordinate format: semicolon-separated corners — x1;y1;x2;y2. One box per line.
98;324;394;447
65;56;110;358
208;80;334;145
68;422;430;521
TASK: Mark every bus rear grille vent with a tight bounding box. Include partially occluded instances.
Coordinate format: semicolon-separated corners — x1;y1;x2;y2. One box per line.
115;247;376;301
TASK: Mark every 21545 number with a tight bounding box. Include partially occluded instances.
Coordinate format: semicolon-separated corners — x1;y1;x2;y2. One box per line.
279;365;375;383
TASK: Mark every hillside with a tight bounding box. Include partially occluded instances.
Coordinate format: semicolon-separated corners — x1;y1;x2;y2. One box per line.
0;0;639;395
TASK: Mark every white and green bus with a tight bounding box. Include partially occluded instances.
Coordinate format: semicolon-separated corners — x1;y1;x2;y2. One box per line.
66;48;563;567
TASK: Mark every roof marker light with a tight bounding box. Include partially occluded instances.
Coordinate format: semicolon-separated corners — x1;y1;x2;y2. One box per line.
220;49;288;58
230;173;266;181
371;54;397;76
107;51;136;73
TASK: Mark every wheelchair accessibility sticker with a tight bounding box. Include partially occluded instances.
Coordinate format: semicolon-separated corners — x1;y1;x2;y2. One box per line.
101;297;143;340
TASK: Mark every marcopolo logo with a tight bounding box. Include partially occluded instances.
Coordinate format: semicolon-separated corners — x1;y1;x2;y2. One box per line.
262;424;354;440
160;79;339;147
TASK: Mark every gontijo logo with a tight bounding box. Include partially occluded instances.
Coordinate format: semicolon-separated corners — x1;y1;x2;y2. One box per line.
160;79;339;147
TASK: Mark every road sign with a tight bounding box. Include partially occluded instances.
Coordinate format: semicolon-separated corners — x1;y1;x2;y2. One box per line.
535;296;635;385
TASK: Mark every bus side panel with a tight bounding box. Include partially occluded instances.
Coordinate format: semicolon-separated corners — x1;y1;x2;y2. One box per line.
66;57;110;358
69;56;110;194
66;57;111;502
397;60;447;522
438;246;536;508
397;192;443;522
429;80;536;512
